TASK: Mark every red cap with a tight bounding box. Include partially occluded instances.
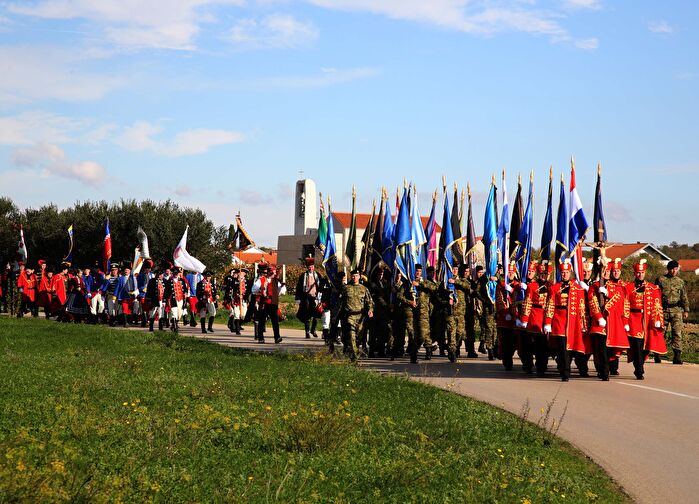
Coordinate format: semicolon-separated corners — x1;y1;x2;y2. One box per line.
537;261;552;274
559;259;572;272
507;261;517;274
633;259;647;273
610;258;622;271
527;261;538;273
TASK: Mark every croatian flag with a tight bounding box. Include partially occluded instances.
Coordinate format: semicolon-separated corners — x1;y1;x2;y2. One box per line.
568;160;589;280
103;219;112;273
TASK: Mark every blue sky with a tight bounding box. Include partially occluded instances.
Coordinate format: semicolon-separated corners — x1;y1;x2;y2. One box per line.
1;0;697;246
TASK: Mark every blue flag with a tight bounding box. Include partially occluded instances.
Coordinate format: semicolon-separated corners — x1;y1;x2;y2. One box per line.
381;197;395;271
439;190;456;296
483;182;498;303
555;176;568;282
514;175;534;296
540;170;554;263
496;172;510;288
592;164;607;276
323;210;338;281
394;187;413;281
411;188;428;268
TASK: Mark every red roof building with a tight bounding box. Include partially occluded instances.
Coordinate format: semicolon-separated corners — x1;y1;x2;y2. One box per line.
603;242;672;264
678;259;699;275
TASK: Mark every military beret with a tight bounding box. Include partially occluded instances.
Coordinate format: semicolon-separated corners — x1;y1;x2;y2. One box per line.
667;260;679;270
350;268;360;275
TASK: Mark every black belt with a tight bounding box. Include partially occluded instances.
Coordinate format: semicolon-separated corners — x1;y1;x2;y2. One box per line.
555;305;567;310
532;303;543;308
346;310;362;315
665;302;681;308
630;308;643;313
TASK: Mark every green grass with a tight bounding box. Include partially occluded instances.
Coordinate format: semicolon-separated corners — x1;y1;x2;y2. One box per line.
213;294;305;330
0;318;627;503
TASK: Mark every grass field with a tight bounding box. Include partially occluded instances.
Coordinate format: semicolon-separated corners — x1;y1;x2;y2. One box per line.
0;318;628;502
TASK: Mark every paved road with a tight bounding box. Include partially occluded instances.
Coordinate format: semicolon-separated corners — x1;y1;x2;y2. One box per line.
134;322;699;504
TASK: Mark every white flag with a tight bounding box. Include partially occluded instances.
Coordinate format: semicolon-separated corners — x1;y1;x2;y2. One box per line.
17;225;28;263
132;226;151;275
173;225;206;273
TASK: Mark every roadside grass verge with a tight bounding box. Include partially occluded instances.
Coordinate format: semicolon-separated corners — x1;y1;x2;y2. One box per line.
0;318;627;502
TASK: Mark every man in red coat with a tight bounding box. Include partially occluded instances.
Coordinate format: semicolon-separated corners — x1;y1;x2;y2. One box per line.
50;263;70;319
36;260;52;316
624;259;666;380
515;261;538;374
519;261;552;376
496;261;520;371
544;259;588;381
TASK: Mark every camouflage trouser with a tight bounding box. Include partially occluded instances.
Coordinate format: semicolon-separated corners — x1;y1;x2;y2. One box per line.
454;313;466;349
369;312;391;353
665;308;684;351
344;313;367;360
465;313;476;346
479;311;496;350
394;309;413;354
413;307;432;349
445;314;457;352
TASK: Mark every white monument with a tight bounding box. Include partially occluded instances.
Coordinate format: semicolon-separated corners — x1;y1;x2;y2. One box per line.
277;178;320;265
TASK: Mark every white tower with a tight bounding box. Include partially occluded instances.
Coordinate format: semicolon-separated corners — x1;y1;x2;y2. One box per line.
294;179;318;236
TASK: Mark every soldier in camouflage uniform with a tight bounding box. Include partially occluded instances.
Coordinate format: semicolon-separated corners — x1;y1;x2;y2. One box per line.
453;264;479;358
341;269;374;361
395;276;416;361
368;267;392;358
475;267;497;360
413;264;439;361
438;274;458;362
656;260;690;365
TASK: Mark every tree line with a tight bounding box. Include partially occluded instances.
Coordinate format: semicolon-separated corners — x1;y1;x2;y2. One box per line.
0;197;230;273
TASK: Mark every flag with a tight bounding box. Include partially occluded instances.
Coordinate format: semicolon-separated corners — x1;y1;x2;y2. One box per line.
62;224;74;265
496;171;510;288
102;219;112;272
439;189;456;294
132;226;151;275
423;191;437;267
483;181;498;303
465;183;477;273
555;174;568;282
450;185;463;265
540;168;554;263
381;196;395;271
322;201;339;281
394;187;413;281
568;158;589;280
358;201;375;273
344;186;358;269
17;225;28;264
592;163;607;277
235;213;255;250
411;186;428;268
371;191;386;272
315;194;328;253
173;225;206;273
514;173;534;293
509;175;523;261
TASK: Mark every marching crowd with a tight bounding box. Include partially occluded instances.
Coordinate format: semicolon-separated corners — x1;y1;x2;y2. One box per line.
1;254;690;382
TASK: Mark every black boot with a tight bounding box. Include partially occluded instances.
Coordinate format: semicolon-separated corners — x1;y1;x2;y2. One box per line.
487;349;494;361
190;316;196;328
424;347;432;361
654;353;662;363
200;318;207;334
310;318;318;338
448;349;456;363
208;317;214;333
235;320;241;335
304;321;311;339
158;318;164;331
410;350;418;364
673;349;683;365
140;315;147;328
322;328;330;345
478;340;486;354
148;318;155;332
228;317;235;333
121;314;128;328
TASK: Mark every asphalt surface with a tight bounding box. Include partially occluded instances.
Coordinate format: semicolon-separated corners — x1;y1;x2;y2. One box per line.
131;322;698;504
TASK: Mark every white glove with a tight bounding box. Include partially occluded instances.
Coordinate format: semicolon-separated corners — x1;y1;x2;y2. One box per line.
624;324;630;332
598;318;607;327
133;288;139;297
516;319;527;329
505;314;512;321
579;281;589;292
520;282;527;292
599;286;608;296
654;321;661;329
544;324;552;334
505;284;513;293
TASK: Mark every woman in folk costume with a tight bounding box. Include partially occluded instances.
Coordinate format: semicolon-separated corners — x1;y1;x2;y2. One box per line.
65;267;90;322
624;259;666;380
543;259;588;381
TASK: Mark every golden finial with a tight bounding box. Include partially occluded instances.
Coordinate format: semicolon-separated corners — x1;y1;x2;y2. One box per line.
518;173;522;185
492;174;496;185
442;175;447;192
328;194;332;209
403;177;408;189
453;181;458;193
530;169;534;183
319;191;323;200
413;183;417;196
432;189;438;203
597;161;601;176
571;155;576;171
549;165;553;180
467;182;472;199
352;185;356;198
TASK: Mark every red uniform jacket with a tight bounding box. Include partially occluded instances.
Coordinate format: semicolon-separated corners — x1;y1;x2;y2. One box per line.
496;280;520;328
18;272;38;302
625;280;666;354
520;280;548;334
544;280;588;353
51;273;68;305
38;274;52;307
588;280;630;349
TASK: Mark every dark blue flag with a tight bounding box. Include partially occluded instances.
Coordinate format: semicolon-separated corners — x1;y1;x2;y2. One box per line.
554;175;568;282
540;168;554;263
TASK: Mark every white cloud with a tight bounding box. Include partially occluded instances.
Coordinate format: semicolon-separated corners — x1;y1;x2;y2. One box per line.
0;45;123;105
574;37;599;49
257;66;380;89
10;143;107;186
229;14;319;49
174;185;192;197
0;111;84;146
562;0;601;9
116;121;245;156
648;21;674;35
8;0;244;50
